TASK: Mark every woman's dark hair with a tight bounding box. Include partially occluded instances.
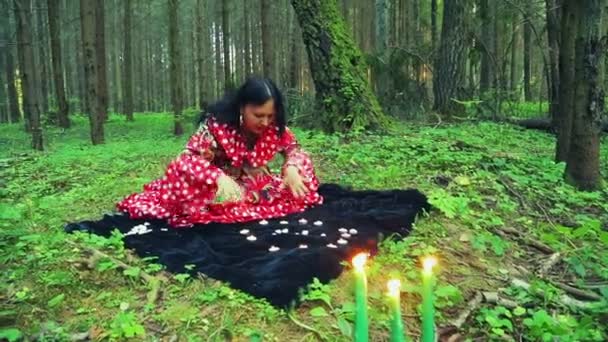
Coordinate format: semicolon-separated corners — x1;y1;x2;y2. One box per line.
199;77;287;135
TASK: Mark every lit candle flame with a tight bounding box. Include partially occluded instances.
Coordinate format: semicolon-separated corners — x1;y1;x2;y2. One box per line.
352;252;368;272
422;256;438;274
387;279;401;298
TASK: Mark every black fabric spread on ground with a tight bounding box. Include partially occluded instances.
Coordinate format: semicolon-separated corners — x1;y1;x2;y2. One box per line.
65;184;430;307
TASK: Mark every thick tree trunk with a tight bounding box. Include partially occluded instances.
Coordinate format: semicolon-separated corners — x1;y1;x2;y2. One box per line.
510;11;522;98
221;0;232;90
433;0;469;117
555;0;578;162
290;0;387;132
243;1;252;77
479;0;496;96
80;0;104;144
122;0;133;121
431;0;438;51
261;0;273;79
523;3;533;101
375;0;389;98
35;7;50;117
565;0;606;190
546;0;561;128
94;0;107;121
214;20;222;97
168;0;183;136
1;0;20;123
14;0;43;150
47;0;70;128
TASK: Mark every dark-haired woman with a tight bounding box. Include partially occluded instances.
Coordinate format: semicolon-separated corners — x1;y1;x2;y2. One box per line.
117;77;322;227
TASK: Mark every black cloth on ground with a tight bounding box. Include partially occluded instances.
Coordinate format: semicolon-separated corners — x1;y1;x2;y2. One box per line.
64;184;430;307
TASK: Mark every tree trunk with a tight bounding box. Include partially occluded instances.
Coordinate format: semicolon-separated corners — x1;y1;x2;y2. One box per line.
433;0;469;117
94;0;108;121
510;11;522;99
546;0;561;128
47;0;70;128
14;0;43;149
196;0;208;111
1;0;20;123
431;0;438;52
221;0;232;90
214;20;222;97
261;0;273;79
375;0;389;98
35;6;50;117
523;3;533;101
565;0;606;190
244;1;252;77
122;0;133;121
80;0;104;144
555;0;578;162
290;0;387;132
168;0;183;136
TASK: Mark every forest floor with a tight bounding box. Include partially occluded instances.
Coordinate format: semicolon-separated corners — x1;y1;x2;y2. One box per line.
1;112;607;341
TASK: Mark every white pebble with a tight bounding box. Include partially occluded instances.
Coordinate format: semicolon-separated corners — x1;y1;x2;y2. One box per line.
282;228;289;233
349;229;358;235
259;220;269;225
327;243;337;248
299;244;308;249
280;220;289;225
313;220;323;226
269;245;280;252
247;235;257;241
275;229;282;234
239;229;250;235
337;238;348;245
298;218;308;224
338;228;348;233
320;233;327;237
341;233;351;238
301;230;309;236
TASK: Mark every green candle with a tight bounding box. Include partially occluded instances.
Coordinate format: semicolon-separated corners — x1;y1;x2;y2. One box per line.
387;279;405;342
421;256;437;342
352;253;368;342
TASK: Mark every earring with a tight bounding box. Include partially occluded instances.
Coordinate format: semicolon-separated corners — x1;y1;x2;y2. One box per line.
239;113;244;125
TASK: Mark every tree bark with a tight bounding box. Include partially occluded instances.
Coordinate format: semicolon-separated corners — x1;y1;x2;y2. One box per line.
431;0;438;52
196;0;208;111
290;0;387;132
168;0;183;136
80;0;104;144
375;0;389;98
546;0;562;128
14;0;43;149
35;6;50;116
555;0;578;162
565;0;606;190
221;0;232;90
510;11;522;98
94;0;107;121
47;0;70;128
122;0;133;121
1;0;20;123
261;0;273;79
433;0;469;117
523;3;533;101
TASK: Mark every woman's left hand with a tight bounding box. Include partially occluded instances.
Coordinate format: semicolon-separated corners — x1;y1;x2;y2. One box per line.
283;165;309;198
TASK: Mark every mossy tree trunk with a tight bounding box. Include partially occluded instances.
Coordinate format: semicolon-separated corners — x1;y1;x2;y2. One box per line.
290;0;387;133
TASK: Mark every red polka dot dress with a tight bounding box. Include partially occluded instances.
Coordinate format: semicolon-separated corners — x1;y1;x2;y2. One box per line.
117;117;323;227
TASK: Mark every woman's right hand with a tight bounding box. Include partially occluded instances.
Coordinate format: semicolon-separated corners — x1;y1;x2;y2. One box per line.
215;175;243;203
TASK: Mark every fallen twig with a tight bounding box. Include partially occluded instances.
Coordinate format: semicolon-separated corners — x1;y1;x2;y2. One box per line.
66;239;166;306
538;252;562;276
552;282;603;302
481;292;519;309
450;292;483;328
287;311;327;341
511;278;599;310
494;227;554;254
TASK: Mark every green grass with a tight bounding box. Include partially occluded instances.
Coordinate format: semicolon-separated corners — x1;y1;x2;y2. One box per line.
1;112;607;341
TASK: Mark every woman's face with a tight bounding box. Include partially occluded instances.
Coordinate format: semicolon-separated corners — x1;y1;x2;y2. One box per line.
241;99;275;135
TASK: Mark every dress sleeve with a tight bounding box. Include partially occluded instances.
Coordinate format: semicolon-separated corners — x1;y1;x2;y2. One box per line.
167;121;225;188
279;128;318;186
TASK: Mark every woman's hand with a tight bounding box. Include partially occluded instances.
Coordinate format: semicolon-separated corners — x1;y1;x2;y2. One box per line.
283;165;309;198
216;175;243;203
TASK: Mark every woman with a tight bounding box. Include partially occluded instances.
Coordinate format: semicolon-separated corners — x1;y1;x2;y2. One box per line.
117;77;322;227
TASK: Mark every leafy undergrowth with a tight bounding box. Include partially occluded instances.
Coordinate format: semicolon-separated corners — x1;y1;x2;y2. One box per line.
1;113;607;341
